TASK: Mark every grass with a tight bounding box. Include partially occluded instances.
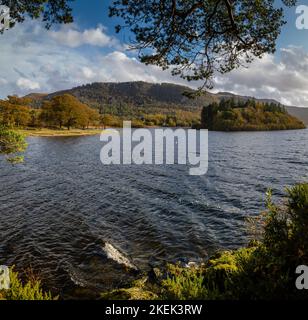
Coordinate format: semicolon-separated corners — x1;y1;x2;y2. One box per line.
17;128;103;137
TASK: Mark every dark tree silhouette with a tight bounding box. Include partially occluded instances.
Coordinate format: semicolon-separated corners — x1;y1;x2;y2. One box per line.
109;0;297;89
0;0;73;30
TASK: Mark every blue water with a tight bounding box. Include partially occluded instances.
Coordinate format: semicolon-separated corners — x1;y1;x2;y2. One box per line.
0;129;307;297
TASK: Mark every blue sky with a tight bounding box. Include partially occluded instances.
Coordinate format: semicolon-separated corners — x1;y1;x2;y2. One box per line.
72;0;308;49
70;0;308;50
277;2;308;50
1;0;308;107
69;1;308;47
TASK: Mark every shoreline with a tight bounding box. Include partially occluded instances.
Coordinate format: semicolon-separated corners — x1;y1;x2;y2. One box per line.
16;126;308;138
17;128;104;137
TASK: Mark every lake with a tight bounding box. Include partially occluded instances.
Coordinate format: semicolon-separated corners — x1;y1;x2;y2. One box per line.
0;129;307;298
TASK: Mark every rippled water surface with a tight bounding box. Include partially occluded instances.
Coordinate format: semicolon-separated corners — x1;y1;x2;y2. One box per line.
0;129;307;297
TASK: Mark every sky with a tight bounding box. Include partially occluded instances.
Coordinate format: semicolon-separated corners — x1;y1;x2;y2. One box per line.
1;0;308;107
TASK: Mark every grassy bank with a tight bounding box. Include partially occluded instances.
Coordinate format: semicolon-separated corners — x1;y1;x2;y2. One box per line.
17;128;103;137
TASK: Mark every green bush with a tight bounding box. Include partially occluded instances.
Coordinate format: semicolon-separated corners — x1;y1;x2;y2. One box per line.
0;126;27;163
0;268;56;300
161;264;208;300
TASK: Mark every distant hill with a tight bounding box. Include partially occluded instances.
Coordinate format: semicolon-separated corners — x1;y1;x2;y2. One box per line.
285;106;308;125
25;81;308;124
43;82;218;112
24;93;49;108
25;93;48;100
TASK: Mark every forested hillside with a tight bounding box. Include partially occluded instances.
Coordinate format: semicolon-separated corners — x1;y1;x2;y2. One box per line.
200;100;306;131
44;82;216;112
24;82;308;125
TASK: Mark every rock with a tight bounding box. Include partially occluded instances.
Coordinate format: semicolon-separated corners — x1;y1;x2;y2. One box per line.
102;242;138;271
0;266;10;290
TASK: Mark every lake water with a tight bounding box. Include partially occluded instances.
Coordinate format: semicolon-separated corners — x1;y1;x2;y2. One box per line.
0;129;307;298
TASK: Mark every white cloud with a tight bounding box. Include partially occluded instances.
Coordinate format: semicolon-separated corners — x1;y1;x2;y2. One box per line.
0;78;8;85
81;66;96;80
17;77;40;90
213;47;308;107
95;51;184;84
1;21;308;108
49;24;119;48
0;21;188;97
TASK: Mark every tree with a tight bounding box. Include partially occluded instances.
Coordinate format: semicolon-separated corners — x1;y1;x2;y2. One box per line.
0;96;32;127
201;103;218;130
86;108;100;128
109;0;297;89
0;0;73;31
40;94;100;130
40;95;77;129
29;109;41;127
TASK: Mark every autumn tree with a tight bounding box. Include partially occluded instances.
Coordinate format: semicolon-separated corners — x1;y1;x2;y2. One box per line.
87;108;100;128
0;96;32;127
29;109;41;127
40;94;99;130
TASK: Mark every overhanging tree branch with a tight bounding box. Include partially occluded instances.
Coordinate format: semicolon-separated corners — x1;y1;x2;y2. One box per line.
109;0;297;91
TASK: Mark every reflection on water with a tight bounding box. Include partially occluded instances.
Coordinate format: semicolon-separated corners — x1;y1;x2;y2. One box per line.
0;129;307;297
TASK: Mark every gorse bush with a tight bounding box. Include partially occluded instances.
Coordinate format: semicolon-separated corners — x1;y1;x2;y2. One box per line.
0;268;56;300
161;264;208;300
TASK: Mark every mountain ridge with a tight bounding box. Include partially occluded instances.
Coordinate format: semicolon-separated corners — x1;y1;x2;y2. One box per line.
24;81;308;124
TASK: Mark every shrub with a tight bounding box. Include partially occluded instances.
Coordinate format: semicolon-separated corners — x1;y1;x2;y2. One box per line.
161;264;208;300
0;126;27;163
0;268;56;300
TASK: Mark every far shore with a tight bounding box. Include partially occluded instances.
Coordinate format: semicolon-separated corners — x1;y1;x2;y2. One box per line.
15;125;308;138
17;128;104;137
